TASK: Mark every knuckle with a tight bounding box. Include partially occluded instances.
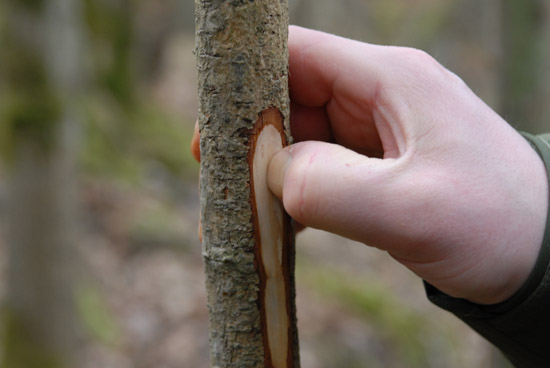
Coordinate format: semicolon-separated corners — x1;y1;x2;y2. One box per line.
402;47;439;70
387;47;464;97
396;47;445;79
413;48;435;65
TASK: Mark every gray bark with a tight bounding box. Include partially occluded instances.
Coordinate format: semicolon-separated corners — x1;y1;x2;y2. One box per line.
2;0;83;367
195;1;299;367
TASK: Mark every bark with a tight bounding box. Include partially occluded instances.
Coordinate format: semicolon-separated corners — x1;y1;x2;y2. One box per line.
195;1;299;367
1;0;83;367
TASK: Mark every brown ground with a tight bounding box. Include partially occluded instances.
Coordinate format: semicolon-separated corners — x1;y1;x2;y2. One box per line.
69;177;497;368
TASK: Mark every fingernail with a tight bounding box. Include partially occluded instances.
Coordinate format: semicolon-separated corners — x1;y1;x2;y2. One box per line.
190;120;200;162
267;148;292;200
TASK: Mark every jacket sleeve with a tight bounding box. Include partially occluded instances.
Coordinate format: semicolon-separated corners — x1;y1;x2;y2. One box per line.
424;133;550;368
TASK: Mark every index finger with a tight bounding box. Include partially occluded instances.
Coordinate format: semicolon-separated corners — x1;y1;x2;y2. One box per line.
288;26;386;156
190;119;200;162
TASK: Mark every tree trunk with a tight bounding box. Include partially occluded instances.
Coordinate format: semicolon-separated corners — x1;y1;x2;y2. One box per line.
1;0;83;367
195;1;299;367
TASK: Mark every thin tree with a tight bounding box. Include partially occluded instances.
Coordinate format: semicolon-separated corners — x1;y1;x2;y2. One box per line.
195;1;299;367
1;0;83;367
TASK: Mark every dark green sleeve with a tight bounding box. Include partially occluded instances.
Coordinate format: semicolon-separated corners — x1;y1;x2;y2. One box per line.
425;133;550;368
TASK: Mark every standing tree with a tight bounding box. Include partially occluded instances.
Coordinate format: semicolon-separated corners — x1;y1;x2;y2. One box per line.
195;1;299;367
1;0;83;367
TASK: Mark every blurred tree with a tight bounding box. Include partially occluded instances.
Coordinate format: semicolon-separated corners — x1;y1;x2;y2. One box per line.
85;0;135;107
0;0;84;367
81;0;197;181
134;0;184;81
500;0;550;133
291;0;371;41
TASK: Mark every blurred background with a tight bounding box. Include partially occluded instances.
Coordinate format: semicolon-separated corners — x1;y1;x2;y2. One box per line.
0;0;548;367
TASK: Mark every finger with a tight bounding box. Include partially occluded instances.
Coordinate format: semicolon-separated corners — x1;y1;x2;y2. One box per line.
198;217;203;243
267;141;427;252
191;119;200;162
290;101;333;143
288;26;385;153
267;151;307;235
192;120;202;241
292;220;306;233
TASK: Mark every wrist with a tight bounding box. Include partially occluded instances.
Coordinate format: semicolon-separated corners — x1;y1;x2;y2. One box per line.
469;132;550;305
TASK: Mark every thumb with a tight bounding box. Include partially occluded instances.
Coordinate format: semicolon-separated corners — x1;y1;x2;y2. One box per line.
267;141;410;247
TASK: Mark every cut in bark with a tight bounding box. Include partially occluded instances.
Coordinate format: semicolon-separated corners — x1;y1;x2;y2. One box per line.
195;1;299;367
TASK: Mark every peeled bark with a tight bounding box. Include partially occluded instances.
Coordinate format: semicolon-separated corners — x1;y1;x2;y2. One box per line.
195;1;299;367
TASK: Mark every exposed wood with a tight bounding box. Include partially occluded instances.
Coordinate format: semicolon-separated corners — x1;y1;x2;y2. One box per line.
195;1;299;367
250;109;294;368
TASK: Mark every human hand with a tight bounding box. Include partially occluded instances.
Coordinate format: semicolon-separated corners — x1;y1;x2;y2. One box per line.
267;26;548;304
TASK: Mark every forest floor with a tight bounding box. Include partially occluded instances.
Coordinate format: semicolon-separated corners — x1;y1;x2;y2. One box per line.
0;172;502;368
21;176;497;368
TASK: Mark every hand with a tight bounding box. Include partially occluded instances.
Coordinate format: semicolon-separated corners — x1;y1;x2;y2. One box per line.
267;26;548;304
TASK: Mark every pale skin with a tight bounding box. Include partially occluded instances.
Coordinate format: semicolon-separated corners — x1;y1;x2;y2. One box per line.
193;26;549;305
